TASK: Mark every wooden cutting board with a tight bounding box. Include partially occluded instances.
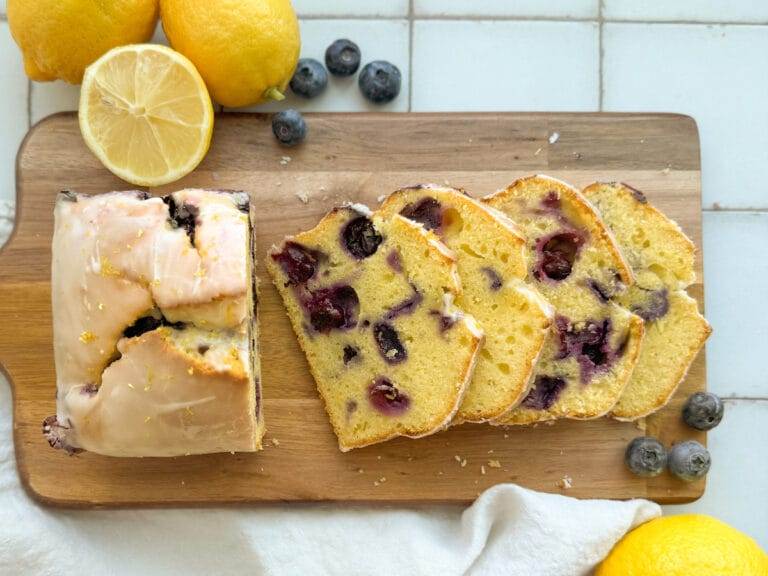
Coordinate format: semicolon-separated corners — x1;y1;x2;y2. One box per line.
0;112;706;507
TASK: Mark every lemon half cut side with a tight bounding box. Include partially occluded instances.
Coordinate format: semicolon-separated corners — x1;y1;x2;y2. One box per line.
79;44;214;187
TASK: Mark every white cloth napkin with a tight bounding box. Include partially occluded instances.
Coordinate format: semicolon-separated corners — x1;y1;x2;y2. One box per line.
0;378;659;576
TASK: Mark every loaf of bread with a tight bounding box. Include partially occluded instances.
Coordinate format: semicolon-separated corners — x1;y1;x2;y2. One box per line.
378;185;553;423
582;182;711;420
45;189;264;457
484;176;645;425
266;204;483;451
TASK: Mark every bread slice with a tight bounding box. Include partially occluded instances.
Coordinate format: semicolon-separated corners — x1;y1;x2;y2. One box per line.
378;185;553;423
46;189;263;456
483;175;645;424
266;205;483;451
582;182;712;420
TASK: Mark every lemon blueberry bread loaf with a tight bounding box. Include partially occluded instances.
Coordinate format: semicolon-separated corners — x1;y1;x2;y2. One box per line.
45;189;264;457
582;182;712;420
378;185;553;423
484;175;645;425
266;205;483;451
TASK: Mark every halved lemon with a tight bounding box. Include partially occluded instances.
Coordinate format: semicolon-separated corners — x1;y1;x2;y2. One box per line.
79;44;214;187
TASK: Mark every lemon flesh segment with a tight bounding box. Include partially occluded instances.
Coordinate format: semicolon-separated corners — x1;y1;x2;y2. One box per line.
79;45;214;187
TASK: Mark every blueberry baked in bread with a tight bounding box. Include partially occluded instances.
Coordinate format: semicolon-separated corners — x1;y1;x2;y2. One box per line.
378;185;553;423
582;182;711;420
484;176;645;425
266;205;483;451
45;189;264;457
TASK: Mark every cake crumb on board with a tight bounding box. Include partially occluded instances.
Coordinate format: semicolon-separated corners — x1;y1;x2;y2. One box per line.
557;475;573;490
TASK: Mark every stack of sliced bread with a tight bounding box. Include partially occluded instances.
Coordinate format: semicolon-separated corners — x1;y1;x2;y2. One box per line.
268;176;710;451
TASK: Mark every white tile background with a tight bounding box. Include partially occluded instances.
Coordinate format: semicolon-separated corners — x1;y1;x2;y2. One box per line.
0;1;767;548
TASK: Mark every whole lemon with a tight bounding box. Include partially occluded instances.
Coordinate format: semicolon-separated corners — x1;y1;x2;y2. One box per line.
597;514;768;576
7;0;159;84
160;0;300;108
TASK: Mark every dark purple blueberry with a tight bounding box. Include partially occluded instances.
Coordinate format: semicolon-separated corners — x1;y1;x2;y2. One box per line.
123;315;162;338
359;61;401;104
631;288;669;322
271;241;320;285
586;279;612;303
481;267;503;291
384;287;423;321
343;345;359;364
623;183;648;204
555;316;620;384
368;377;410;415
42;416;81;454
625;436;667;477
123;314;185;338
534;231;584;282
668;440;711;482
373;322;407;364
386;250;403;273
520;375;567;410
325;39;361;77
163;195;198;245
682;392;724;431
399;197;442;231
304;285;359;333
341;216;382;259
541;190;561;211
81;383;98;396
289;58;328;98
272;109;307;147
430;310;457;333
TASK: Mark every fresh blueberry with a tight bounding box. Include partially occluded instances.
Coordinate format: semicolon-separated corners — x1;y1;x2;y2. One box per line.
289;58;328;99
272;109;307;147
304;285;359;333
373;322;407;364
668;440;711;482
341;216;382;259
368;377;410;415
625;436;667;477
271;241;320;285
399;197;442;231
682;392;724;431
325;39;361;77
520;375;567;410
534;231;584;282
358;61;401;104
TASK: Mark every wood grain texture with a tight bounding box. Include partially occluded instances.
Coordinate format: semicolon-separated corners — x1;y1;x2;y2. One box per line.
0;112;706;507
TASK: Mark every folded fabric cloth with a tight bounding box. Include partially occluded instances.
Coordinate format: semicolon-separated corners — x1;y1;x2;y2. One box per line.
0;201;13;248
0;376;659;576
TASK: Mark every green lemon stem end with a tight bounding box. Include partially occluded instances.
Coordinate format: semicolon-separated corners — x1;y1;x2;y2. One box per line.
265;87;286;101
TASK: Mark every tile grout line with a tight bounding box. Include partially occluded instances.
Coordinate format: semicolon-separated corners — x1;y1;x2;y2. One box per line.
408;0;414;112
598;0;605;111
703;207;768;213
297;14;768;26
